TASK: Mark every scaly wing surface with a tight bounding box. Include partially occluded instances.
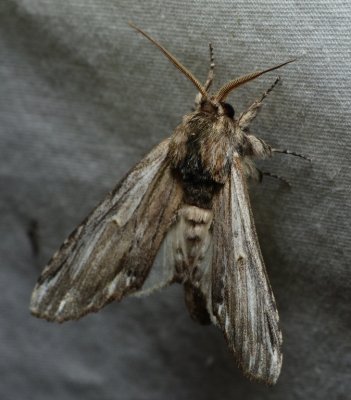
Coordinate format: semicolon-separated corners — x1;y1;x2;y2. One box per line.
211;156;282;384
30;139;182;322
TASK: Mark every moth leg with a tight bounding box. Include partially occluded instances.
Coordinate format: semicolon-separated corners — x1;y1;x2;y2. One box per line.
257;76;280;103
238;77;280;129
272;148;311;162
194;43;215;109
244;134;272;159
257;168;291;186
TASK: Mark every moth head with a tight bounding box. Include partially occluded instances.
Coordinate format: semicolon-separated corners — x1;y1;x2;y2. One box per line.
129;22;295;116
200;99;235;119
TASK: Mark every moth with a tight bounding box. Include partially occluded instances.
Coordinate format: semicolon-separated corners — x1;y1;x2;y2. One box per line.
30;23;309;385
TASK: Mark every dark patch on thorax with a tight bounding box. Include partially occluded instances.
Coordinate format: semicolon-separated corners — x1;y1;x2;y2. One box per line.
172;134;223;209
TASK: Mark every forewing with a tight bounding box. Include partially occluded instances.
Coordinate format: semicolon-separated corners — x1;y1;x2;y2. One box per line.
30;138;182;322
212;156;282;384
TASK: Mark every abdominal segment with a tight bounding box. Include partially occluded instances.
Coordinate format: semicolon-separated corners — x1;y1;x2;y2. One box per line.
168;205;213;323
172;205;213;277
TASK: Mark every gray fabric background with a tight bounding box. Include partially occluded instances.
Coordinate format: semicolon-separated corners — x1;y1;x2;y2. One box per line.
1;0;350;399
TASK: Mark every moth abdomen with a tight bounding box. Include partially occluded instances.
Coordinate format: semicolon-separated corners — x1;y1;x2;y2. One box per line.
179;205;213;225
170;205;212;273
184;281;211;325
169;204;213;324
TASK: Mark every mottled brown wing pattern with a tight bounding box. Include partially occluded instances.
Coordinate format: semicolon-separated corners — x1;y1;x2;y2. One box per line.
30;138;182;322
211;156;282;384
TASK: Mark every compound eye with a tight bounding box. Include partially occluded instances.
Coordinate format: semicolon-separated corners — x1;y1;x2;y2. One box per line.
221;102;235;119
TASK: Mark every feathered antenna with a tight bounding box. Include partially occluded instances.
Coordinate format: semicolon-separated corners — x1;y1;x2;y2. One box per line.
214;59;296;102
129;22;207;97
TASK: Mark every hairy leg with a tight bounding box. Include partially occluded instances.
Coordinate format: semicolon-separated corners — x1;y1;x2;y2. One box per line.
257;169;291;186
272;148;311;162
238;77;281;129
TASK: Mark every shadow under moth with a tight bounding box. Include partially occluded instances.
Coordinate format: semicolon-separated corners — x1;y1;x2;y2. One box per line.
30;23;309;385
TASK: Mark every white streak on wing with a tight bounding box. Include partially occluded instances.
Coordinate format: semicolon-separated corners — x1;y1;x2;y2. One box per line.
57;300;66;314
70;227;106;279
55;291;77;317
246;267;257;340
225;316;230;334
111;156;164;228
31;271;61;309
135;221;148;242
106;274;121;297
246;268;259;368
256;344;264;375
104;273;135;297
269;349;280;378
